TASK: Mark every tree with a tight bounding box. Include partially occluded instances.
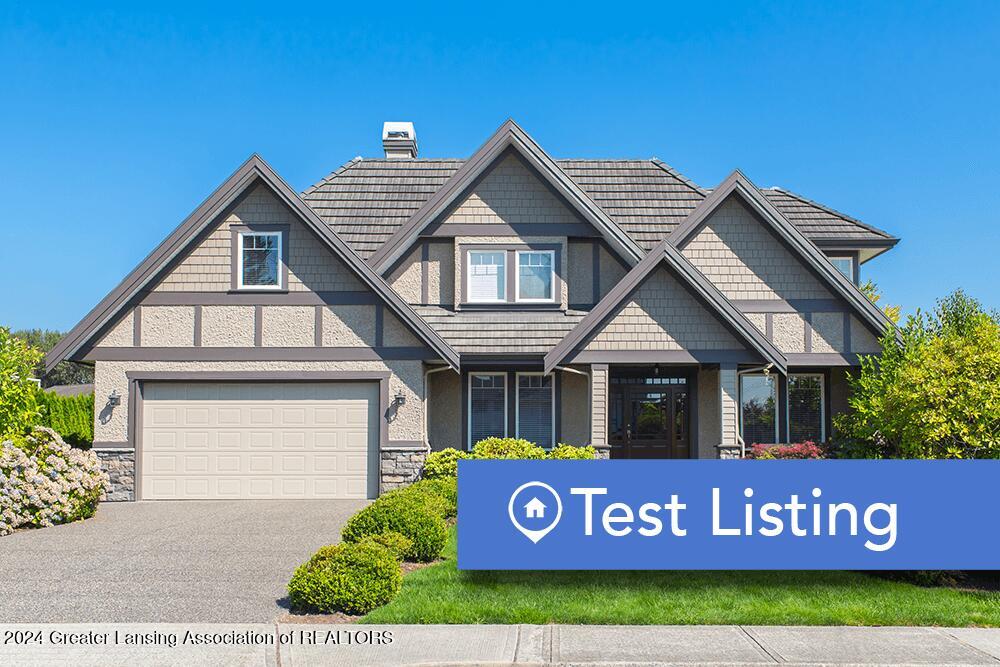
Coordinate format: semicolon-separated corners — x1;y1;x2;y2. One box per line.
860;280;901;324
12;329;93;388
834;290;1000;458
0;327;44;438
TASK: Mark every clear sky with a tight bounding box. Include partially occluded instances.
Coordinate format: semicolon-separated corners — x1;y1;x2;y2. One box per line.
2;2;998;331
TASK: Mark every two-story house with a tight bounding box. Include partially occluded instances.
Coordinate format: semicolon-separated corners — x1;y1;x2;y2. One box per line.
46;120;899;501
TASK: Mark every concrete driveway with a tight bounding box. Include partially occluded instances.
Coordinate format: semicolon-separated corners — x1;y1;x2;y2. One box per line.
0;500;366;623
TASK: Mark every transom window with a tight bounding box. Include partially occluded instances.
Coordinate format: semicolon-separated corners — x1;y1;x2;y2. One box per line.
787;374;825;443
238;232;282;289
516;373;554;448
516;251;554;302
828;255;855;282
468;373;507;447
739;374;778;446
467;251;506;303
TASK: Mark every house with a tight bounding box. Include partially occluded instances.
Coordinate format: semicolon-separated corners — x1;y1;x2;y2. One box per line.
46;120;899;502
525;497;546;519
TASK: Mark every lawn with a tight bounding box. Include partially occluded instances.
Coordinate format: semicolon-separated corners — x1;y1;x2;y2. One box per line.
362;528;1000;626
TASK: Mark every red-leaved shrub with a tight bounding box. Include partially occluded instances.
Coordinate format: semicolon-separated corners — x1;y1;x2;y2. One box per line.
746;441;825;460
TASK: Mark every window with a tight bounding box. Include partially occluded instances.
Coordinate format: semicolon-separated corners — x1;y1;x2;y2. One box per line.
740;374;777;445
828;255;855;282
516;251;554;302
468;373;506;447
516;373;554;448
787;374;825;443
467;251;506;303
238;232;282;289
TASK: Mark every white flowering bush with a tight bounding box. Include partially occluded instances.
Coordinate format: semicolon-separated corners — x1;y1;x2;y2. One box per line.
0;426;108;537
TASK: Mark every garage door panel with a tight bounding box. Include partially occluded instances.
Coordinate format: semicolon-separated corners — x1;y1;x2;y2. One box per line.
141;382;378;500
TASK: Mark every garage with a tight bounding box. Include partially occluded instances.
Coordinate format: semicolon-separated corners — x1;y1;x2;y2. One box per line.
140;382;379;500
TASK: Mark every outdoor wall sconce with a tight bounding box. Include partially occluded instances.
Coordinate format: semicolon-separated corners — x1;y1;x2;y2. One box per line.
392;390;407;407
107;389;121;407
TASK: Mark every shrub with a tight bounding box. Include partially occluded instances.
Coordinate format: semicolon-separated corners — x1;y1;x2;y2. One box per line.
0;327;44;439
746;442;825;460
287;541;402;615
360;531;413;561
423;447;469;479
341;493;447;561
406;477;457;519
1;427;108;536
472;437;546;460
37;391;94;448
548;444;597;460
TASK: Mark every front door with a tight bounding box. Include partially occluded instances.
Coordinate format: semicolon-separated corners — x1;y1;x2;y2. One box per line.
609;375;690;459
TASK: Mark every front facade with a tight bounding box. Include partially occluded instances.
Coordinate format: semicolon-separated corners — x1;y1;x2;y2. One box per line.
48;120;899;501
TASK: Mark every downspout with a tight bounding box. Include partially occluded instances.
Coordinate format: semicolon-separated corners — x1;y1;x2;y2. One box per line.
553;365;591;446
735;363;775;457
423;364;456;450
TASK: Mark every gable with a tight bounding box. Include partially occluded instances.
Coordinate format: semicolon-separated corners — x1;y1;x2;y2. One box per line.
681;195;833;302
152;185;362;293
583;267;743;352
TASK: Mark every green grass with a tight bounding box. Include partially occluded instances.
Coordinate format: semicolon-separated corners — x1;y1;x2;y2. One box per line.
362;528;1000;626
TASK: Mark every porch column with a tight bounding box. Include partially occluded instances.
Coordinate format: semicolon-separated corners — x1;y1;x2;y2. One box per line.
717;362;741;459
590;364;610;459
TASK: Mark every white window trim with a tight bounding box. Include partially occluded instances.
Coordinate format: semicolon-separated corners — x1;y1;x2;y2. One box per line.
786;373;826;443
467;372;507;449
514;250;556;303
739;373;779;444
828;255;855;282
515;371;556;449
237;231;283;290
466;251;507;304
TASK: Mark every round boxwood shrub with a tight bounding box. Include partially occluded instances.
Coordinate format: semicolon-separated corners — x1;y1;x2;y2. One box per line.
547;444;597;460
341;493;447;562
423;447;469;479
407;477;457;519
360;530;413;562
472;437;546;460
287;540;401;615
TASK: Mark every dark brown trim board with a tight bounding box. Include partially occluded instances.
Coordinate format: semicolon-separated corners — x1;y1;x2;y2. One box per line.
543;241;787;375
666;169;900;346
425;222;598;238
85;346;433;362
45;154;460;373
368;119;644;273
140;291;381;306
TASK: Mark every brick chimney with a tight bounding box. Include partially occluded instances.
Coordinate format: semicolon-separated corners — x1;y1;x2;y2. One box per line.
382;122;417;159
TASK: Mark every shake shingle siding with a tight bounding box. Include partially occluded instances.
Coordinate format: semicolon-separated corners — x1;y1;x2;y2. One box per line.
302;158;892;258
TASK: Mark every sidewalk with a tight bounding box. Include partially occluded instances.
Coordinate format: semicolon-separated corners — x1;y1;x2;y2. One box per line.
2;623;999;665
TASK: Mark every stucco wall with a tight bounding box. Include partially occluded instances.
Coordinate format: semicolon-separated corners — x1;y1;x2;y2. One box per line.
261;306;313;347
851;316;883;353
321;305;376;347
201;306;255;347
584;268;742;351
697;367;721;458
427;369;462;451
152;184;362;293
682;197;832;301
93;359;425;445
598;244;628;301
567;240;594;306
140;306;194;347
388;245;422;304
559;369;590;445
383;311;421;347
428;241;454;306
96;311;134;347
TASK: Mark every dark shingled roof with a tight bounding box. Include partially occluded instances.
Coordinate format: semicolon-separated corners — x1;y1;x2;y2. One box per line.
302;158;896;259
413;306;588;355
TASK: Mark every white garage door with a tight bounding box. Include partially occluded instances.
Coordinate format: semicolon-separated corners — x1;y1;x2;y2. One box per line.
140;382;378;500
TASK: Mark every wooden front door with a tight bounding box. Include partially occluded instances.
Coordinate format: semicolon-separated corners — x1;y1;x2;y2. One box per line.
609;376;690;459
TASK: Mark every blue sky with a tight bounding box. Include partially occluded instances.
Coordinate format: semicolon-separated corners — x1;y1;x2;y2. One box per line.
2;2;998;331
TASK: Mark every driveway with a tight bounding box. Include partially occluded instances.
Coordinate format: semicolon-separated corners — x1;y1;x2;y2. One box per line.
0;500;366;623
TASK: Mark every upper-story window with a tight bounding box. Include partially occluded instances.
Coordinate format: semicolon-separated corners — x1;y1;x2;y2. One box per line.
516;251;554;302
238;231;283;289
828;255;855;283
467;251;506;302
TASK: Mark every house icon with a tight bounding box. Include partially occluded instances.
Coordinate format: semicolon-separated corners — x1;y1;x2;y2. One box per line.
524;497;546;519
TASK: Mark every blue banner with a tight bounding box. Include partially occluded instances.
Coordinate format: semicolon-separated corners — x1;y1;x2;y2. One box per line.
456;460;1000;570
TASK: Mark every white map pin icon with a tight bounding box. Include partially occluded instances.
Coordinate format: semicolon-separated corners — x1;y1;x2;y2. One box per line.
508;481;563;544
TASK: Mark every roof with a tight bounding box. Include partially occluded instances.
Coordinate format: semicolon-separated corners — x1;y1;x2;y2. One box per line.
544;240;788;374
415;306;587;356
303;156;896;260
46;155;461;373
44;383;94;397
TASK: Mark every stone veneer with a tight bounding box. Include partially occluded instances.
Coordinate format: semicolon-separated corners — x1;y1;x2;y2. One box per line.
594;447;611;460
95;450;135;501
716;445;743;460
380;448;428;492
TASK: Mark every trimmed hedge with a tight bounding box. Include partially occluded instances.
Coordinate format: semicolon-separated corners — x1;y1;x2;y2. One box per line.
361;531;413;561
471;437;546;460
37;391;94;448
287;541;402;615
341;493;447;561
423;448;469;478
406;477;457;519
548;444;597;460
